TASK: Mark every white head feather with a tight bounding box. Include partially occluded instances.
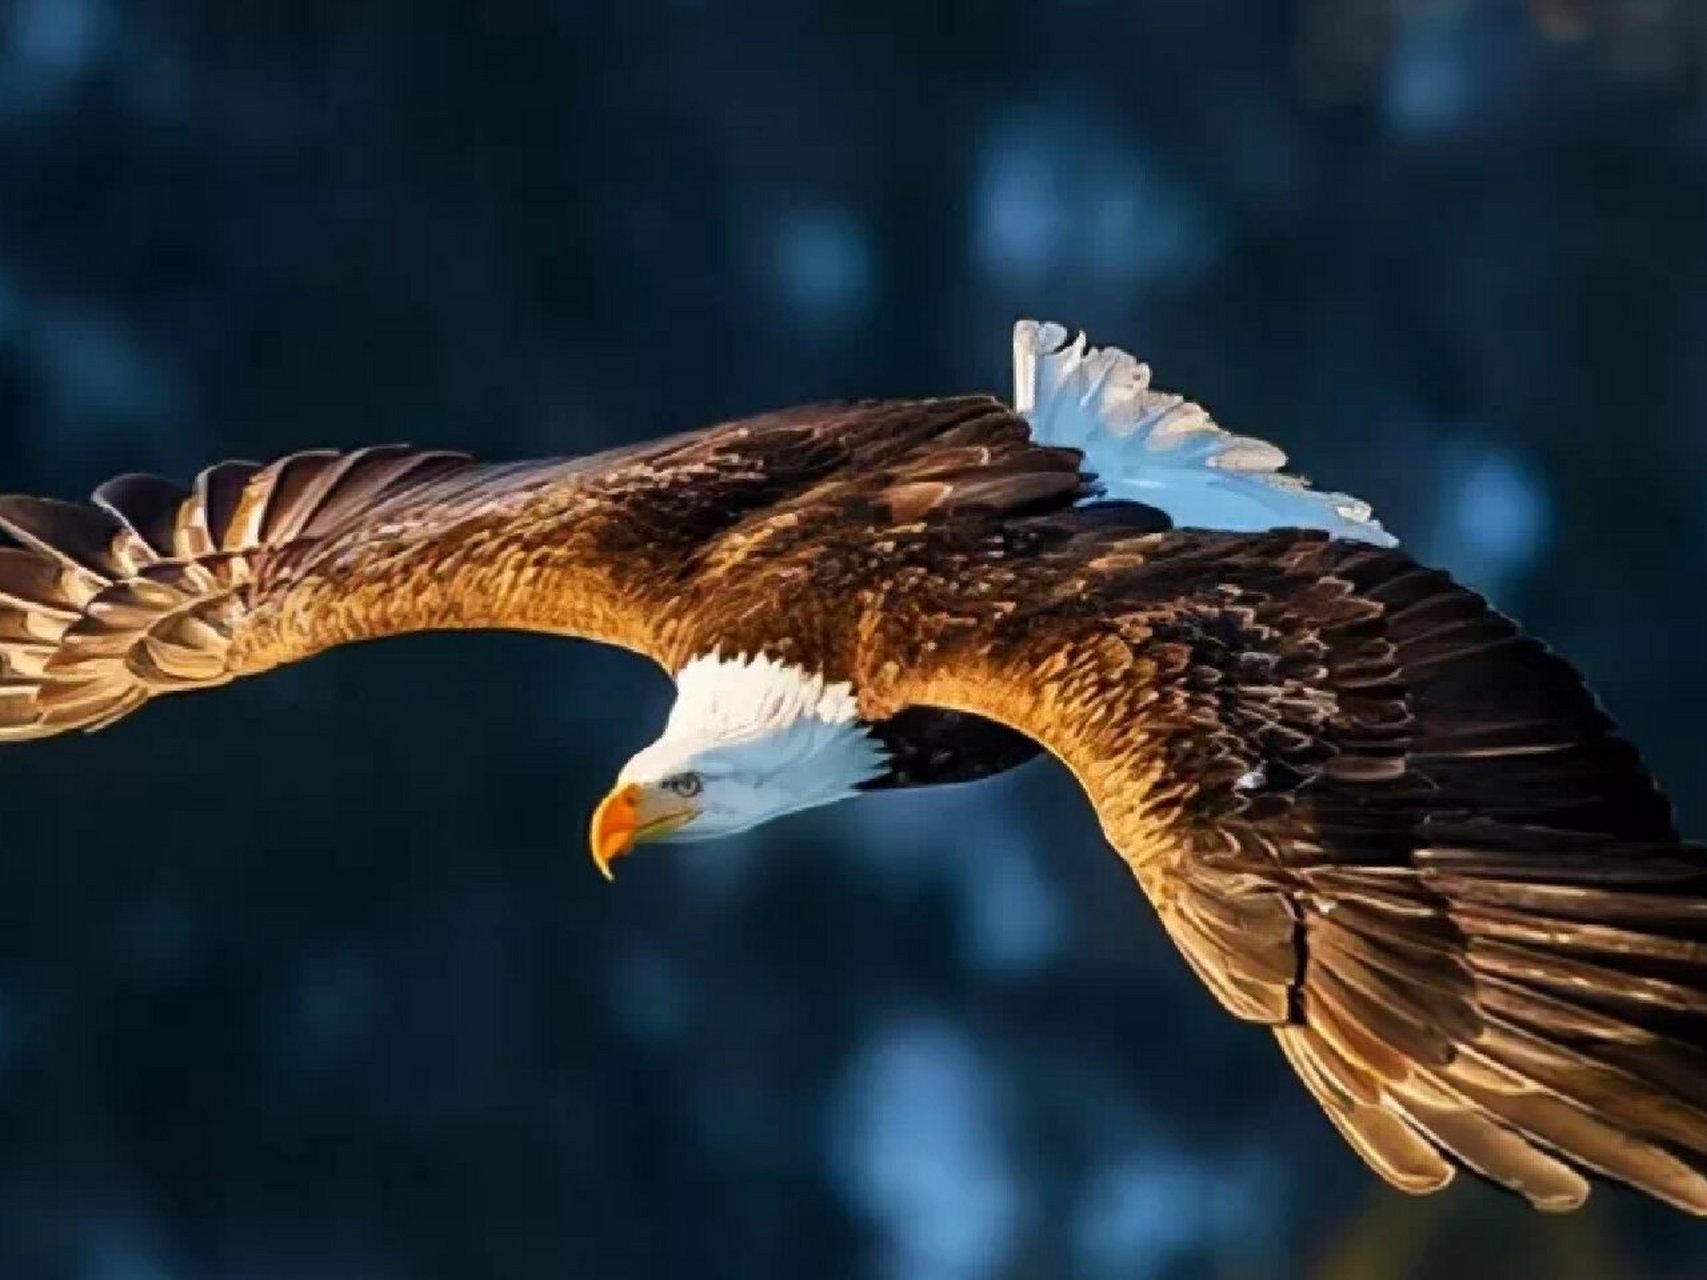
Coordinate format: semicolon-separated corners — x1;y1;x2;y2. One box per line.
617;652;889;839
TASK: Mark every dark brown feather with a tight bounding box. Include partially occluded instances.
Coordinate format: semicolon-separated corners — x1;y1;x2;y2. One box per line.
1388;1075;1589;1211
0;497;125;579
92;474;192;557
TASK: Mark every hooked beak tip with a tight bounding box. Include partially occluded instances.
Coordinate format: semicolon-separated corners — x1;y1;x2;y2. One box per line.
589;781;702;880
590;782;642;881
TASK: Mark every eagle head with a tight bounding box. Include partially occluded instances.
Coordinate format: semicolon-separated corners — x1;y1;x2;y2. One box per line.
589;652;888;878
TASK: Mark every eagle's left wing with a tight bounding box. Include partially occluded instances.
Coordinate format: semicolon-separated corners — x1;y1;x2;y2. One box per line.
0;398;1019;740
879;528;1707;1214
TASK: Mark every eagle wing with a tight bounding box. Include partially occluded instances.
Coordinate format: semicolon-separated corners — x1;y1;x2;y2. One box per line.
881;525;1707;1213
0;397;1020;740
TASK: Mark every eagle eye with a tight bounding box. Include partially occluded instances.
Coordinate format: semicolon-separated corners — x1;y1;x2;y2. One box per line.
662;772;703;799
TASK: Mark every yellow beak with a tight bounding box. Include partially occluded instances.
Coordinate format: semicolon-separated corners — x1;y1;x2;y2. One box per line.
589;782;698;880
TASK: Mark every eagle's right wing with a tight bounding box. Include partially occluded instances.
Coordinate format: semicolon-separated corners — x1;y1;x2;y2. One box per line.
0;397;1020;741
882;527;1707;1214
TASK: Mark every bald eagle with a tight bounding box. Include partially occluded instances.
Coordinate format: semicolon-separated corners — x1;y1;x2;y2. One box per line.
1;320;1702;1215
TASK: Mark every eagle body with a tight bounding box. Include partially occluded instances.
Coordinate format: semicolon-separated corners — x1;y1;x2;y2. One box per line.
2;321;1705;1215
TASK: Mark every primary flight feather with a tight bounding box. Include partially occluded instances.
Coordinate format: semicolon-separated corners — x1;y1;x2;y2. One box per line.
2;320;1704;1215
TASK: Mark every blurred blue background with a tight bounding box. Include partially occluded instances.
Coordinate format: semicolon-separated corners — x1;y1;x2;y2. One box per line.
0;1;1705;1276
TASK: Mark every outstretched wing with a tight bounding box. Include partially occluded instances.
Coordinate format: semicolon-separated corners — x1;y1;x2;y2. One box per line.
880;525;1707;1213
0;397;1019;741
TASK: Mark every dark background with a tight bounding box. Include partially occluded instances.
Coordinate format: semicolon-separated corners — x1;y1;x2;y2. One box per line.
0;1;1704;1276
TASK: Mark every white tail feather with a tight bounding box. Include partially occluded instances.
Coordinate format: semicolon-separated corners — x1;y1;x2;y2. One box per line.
1013;320;1395;546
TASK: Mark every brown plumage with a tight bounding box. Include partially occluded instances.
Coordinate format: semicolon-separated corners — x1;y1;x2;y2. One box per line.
1;387;1703;1213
